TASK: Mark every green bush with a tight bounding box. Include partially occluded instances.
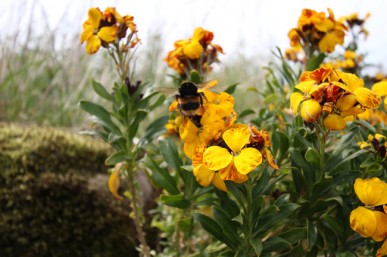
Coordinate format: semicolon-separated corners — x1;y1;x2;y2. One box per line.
0;123;158;257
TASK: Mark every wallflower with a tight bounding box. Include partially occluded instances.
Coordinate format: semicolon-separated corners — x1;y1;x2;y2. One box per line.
165;27;223;78
350;178;387;250
357;134;387;159
286;8;347;63
80;7;138;54
204;124;262;179
191;124;278;191
290;67;381;130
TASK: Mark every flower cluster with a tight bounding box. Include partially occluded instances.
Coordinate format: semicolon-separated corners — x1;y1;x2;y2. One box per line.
168;83;238;158
290;67;381;130
350;178;387;256
286;8;347;62
167;82;278;191
80;7;139;54
165;27;224;79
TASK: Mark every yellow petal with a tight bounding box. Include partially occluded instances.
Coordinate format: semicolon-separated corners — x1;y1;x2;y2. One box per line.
223;124;250;153
324;114;346;130
212;172;227;192
353;87;381;109
193;164;214;187
234;148;262;175
80;25;94;43
290;92;304;114
203;146;233;171
336;94;357;111
108;166;122;200
300;99;321;123
350;206;377;238
295;81;315;93
86;36;101;54
98;26;118;43
372;81;387;97
88;7;102;29
354;177;387;206
371;211;387;241
182;40;203;59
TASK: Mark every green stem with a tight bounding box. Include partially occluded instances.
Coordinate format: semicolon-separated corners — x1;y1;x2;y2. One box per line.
127;165;151;257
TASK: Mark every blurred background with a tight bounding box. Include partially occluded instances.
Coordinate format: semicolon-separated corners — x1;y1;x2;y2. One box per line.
1;0;386;126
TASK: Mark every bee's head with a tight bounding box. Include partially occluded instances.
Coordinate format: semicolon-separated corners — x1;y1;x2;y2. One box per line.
179;82;198;97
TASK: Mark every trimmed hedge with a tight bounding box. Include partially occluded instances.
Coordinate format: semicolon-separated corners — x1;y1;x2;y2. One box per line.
0;123;158;257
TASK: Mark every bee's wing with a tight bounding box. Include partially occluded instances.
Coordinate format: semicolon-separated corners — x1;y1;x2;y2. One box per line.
197;79;218;92
156;87;179;98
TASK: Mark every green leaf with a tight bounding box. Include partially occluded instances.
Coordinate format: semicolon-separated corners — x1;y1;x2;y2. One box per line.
307;220;317;251
159;138;182;172
105;150;131;166
278;227;306;244
249;237;262;256
144;156;179;195
306;53;326;71
91;79;115;102
194;213;236;250
305;148;320;167
224;83;238;94
261;236;292;254
190;70;202;84
212;206;241;246
238;109;255;119
128;109;148;140
78;100;121;135
140;115;168;146
271;130;289;162
160;194;190;209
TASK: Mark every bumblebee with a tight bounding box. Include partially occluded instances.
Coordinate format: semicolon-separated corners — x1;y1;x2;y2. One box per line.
161;80;217;128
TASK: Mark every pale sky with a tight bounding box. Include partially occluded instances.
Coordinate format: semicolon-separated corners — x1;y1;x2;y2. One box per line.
2;0;387;73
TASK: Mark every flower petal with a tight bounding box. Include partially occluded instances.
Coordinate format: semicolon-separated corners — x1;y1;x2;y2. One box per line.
354;177;387;206
324;114;346;130
223;124;250;153
212;172;227;192
86;36;101;54
234;148;262;175
353;87;381;109
193;164;214;187
98;26;118;43
350;206;377;238
203;146;232;171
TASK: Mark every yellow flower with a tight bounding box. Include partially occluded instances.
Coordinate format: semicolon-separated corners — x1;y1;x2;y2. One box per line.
350;206;387;241
203;124;262;176
354;177;387;206
80;7;118;54
300;99;321;123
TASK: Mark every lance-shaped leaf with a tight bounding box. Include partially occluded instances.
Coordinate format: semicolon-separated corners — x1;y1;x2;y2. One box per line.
79;100;121;135
91;79;115;102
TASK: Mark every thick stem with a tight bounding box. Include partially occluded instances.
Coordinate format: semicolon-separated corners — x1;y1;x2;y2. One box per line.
127;168;151;257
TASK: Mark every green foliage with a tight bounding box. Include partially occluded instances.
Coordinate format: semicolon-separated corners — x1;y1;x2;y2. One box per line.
0;123;159;257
